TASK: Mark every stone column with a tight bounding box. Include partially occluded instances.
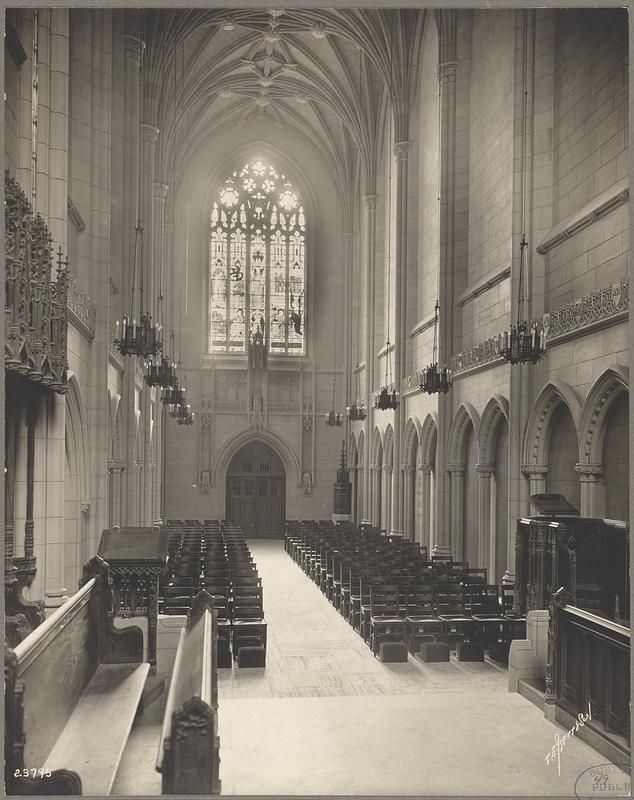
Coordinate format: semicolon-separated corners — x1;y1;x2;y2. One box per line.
391;141;409;536
342;232;354;447
139;124;159;526
436;51;459;555
16;11;35;191
522;464;548;497
121;29;144;525
383;465;393;533
402;465;415;540
371;464;381;528
356;465;363;524
476;464;495;572
361;194;377;524
447;465;465;560
418;465;433;551
574;464;603;517
153;182;168;524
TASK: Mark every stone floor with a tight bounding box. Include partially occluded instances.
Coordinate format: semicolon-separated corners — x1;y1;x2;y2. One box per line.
113;539;627;796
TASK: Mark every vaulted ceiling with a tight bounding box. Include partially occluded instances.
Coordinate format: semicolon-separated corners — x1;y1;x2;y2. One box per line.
144;9;427;219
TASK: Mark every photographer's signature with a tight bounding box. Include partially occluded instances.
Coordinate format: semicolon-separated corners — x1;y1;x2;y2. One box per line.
544;702;592;776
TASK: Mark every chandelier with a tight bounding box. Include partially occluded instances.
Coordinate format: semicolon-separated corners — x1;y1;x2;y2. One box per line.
162;380;186;407
144;354;177;388
419;302;450;394
325;374;344;426
374;382;399;411
172;402;194;425
498;13;546;367
346;362;366;421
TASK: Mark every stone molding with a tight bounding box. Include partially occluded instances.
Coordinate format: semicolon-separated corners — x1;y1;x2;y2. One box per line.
154;182;169;200
408;312;436;339
537;178;629;254
458;264;511;306
417;464;433;475
449;337;503;378
67;272;96;341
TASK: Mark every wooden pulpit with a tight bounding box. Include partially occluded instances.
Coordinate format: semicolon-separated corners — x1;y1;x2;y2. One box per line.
97;526;170;674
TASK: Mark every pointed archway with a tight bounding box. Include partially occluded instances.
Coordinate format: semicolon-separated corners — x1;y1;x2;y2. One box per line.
226;440;286;538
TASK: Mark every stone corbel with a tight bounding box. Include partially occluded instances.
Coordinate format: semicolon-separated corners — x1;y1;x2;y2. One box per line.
80;500;91;515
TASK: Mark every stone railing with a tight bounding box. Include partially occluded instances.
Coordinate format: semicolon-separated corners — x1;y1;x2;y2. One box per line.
542;278;628;341
67;272;96;340
447;279;629;380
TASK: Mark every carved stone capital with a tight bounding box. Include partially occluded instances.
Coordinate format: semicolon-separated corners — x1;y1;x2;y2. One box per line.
362;194;377;210
437;60;458;83
476;463;495;477
80;500;91;515
154;182;169;201
382;464;393;474
574;463;603;479
342;232;354;241
447;464;465;476
521;464;549;477
141;123;160;145
418;464;433;476
123;35;145;66
402;464;415;474
393;141;409;160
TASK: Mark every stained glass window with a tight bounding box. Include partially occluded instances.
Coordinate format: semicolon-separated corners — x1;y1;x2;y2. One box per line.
209;161;306;354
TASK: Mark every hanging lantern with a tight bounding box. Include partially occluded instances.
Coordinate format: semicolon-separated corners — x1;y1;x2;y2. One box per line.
114;311;162;358
175;402;195;426
418;302;451;394
498;237;547;366
325;409;344;426
346;362;367;420
374;385;399;411
144;354;177;388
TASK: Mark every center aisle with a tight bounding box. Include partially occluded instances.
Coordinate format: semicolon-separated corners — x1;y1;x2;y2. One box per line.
218;539;605;796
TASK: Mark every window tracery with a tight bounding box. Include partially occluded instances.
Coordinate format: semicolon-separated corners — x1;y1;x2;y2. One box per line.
209;160;305;355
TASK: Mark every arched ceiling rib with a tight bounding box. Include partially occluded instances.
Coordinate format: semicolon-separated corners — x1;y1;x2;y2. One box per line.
145;8;427;221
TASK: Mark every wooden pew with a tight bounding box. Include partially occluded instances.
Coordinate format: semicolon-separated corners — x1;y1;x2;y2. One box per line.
5;556;149;796
156;590;221;795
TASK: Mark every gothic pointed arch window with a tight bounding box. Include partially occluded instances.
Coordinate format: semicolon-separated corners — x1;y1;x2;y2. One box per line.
209;160;305;355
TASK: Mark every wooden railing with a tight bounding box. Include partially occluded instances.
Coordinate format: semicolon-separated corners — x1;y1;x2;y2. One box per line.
546;587;630;757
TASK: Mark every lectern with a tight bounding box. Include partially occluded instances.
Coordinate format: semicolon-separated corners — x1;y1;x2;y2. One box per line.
97;526;170;674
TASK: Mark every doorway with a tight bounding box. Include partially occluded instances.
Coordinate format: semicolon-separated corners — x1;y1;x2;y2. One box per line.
226;441;286;538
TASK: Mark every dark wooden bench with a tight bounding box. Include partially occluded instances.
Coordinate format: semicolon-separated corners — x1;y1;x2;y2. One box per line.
156;590;221;795
5;556;149;796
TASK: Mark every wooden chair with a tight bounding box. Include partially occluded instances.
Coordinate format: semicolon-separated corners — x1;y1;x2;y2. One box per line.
156;591;221;795
5;557;149;796
404;584;441;653
436;580;473;648
369;584;407;656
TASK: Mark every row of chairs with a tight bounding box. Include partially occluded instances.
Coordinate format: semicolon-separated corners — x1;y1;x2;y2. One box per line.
285;521;526;663
159;520;267;667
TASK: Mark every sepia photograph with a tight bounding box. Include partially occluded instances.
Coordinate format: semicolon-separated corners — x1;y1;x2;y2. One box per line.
3;3;631;798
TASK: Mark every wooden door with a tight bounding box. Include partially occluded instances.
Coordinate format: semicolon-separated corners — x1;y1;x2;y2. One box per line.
226;442;285;538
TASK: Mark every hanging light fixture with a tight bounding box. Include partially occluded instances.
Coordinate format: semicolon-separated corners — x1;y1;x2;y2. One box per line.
325;290;344;426
375;47;399;414
420;78;450;395
498;11;546;367
419;301;450;394
325;373;344;427
114;10;161;360
346;362;366;421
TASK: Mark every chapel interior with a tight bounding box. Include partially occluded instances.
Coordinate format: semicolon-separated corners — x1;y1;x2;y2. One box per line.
3;6;631;798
